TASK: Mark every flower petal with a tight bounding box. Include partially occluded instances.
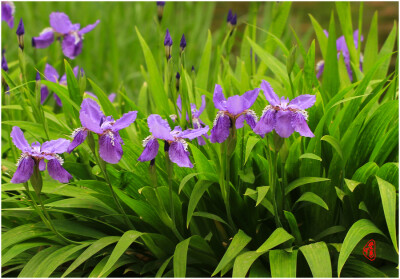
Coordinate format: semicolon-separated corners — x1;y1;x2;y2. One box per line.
41;138;70;154
316;60;324;79
39;159;46;171
41;86;49;104
147;114;174;141
241;88;260;111
235;114;245;129
80;98;104;133
260;80;280;106
32;31;54;48
176;94;182;112
274;110;295;138
49;12;73;34
226;95;243;115
67;128;88;153
138;137;159;162
210;114;231;143
197;95;206;117
62;34;83;59
11;156;34;184
54;94;63;107
179;126;209;140
79;20;100;35
98;133;123;164
169;141;193;168
197;136;206;146
254;109;276;136
44;63;59;83
47;159;73;183
112;111;137;131
213;84;227;110
10;126;30;152
2;2;14;28
292;112;314;138
289;94;316;110
108;93;116;102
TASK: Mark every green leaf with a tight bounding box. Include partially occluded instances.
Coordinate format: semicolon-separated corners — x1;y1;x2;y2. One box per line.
173;238;191;277
314;226;346;241
337;219;386;276
376;176;398;253
2;242;49;266
196;30;212;93
294;192;329;210
309;14;328;59
232;251;263;278
156;256;173;277
344;179;361;192
18;246;60;277
88;79;118;119
192;211;229;227
212;230;252;276
336;2;358;69
257;227;294;253
256;186;270;206
321;135;343;160
64;59;82;106
283;211;303;245
62;236;120;277
300;242;332;277
245;136;260;165
299;153;322;161
186;180;213;228
285;177;330;195
269;249;298;277
179;172;200;194
363;12;378;74
189;143;218;182
375;22;397;79
135;26;169;116
2;224;51;252
99;231;143;277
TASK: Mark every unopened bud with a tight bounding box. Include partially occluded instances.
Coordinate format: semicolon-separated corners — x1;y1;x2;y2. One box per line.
16;18;25;50
164;29;173;60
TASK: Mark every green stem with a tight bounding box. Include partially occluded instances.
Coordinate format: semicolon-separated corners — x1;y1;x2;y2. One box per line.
221;142;236;231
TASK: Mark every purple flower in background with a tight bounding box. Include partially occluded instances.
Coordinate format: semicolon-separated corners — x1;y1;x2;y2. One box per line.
180;34;186;52
230;13;237;26
254;80;315;138
10;126;72;183
85;91;117;103
164;29;173;60
32;12;100;59
16;18;25;49
1;2;15;28
316;30;364;81
2;50;8;72
138;114;209;168
41;63;83;106
210;84;259;143
68;98;137;164
176;95;209;145
156;1;165;6
227;9;233;23
227;9;237;27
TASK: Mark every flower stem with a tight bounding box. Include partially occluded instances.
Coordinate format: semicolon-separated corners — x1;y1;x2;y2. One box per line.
220;141;236;231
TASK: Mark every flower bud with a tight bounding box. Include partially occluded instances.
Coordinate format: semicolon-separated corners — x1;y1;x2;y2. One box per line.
16;18;25;50
180;34;186;53
164;29;173;60
156;2;165;22
175;72;180;91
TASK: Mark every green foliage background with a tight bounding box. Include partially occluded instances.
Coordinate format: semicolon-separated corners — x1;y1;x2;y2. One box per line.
1;1;399;277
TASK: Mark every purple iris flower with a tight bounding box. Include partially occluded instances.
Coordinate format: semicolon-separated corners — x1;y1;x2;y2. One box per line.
176;95;209;145
1;2;15;28
68;98;137;164
254;80;315;138
32;12;100;59
210;84;259;143
138;114;209;168
10;126;72;184
41;63;83;106
316;30;364;81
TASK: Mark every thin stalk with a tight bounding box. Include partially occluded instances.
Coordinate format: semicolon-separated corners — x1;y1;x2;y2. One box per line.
220;142;236;231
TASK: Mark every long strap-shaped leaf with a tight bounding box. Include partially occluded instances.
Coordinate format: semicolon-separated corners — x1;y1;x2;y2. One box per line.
300;242;332;277
269;249;298;277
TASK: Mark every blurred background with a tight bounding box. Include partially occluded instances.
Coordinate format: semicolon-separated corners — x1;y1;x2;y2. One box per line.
2;1;398;98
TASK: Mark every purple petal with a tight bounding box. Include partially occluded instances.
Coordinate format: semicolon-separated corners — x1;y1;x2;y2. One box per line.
44;64;59;83
213;84;227;110
98;133;123;164
169;141;193;168
236;111;258;130
80;98;104;133
147;114;174;141
138;137;159;162
41;86;49;104
336;35;348;53
260;80;280;106
235;115;245;129
179;126;209;140
197;136;206;146
49;12;73;34
62;34;83;59
10;156;34;184
176;94;182;112
274;110;295;138
197;95;206;117
47;159;73;183
210;114;231;143
2;2;14;28
353;29;364;49
108;93;116;102
32;30;54;48
54;94;63;107
67;128;88;153
10;126;30;152
39;159;46;171
112;111;137;132
41;138;70;154
292;113;314;138
316;60;324;79
254;109;276;136
226;88;259;115
289;94;316;110
79;20;100;35
242;88;260;111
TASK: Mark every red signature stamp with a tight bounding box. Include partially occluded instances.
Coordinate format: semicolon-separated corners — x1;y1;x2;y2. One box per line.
363;239;376;261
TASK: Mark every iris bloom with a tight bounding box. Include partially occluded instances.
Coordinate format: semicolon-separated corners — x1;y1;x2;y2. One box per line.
41;63;83;106
10;126;72;183
210;84;259;143
1;2;15;28
68;98;137;164
32;12;100;59
316;30;363;81
176;95;209;145
138;114;209;168
254;80;315;138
